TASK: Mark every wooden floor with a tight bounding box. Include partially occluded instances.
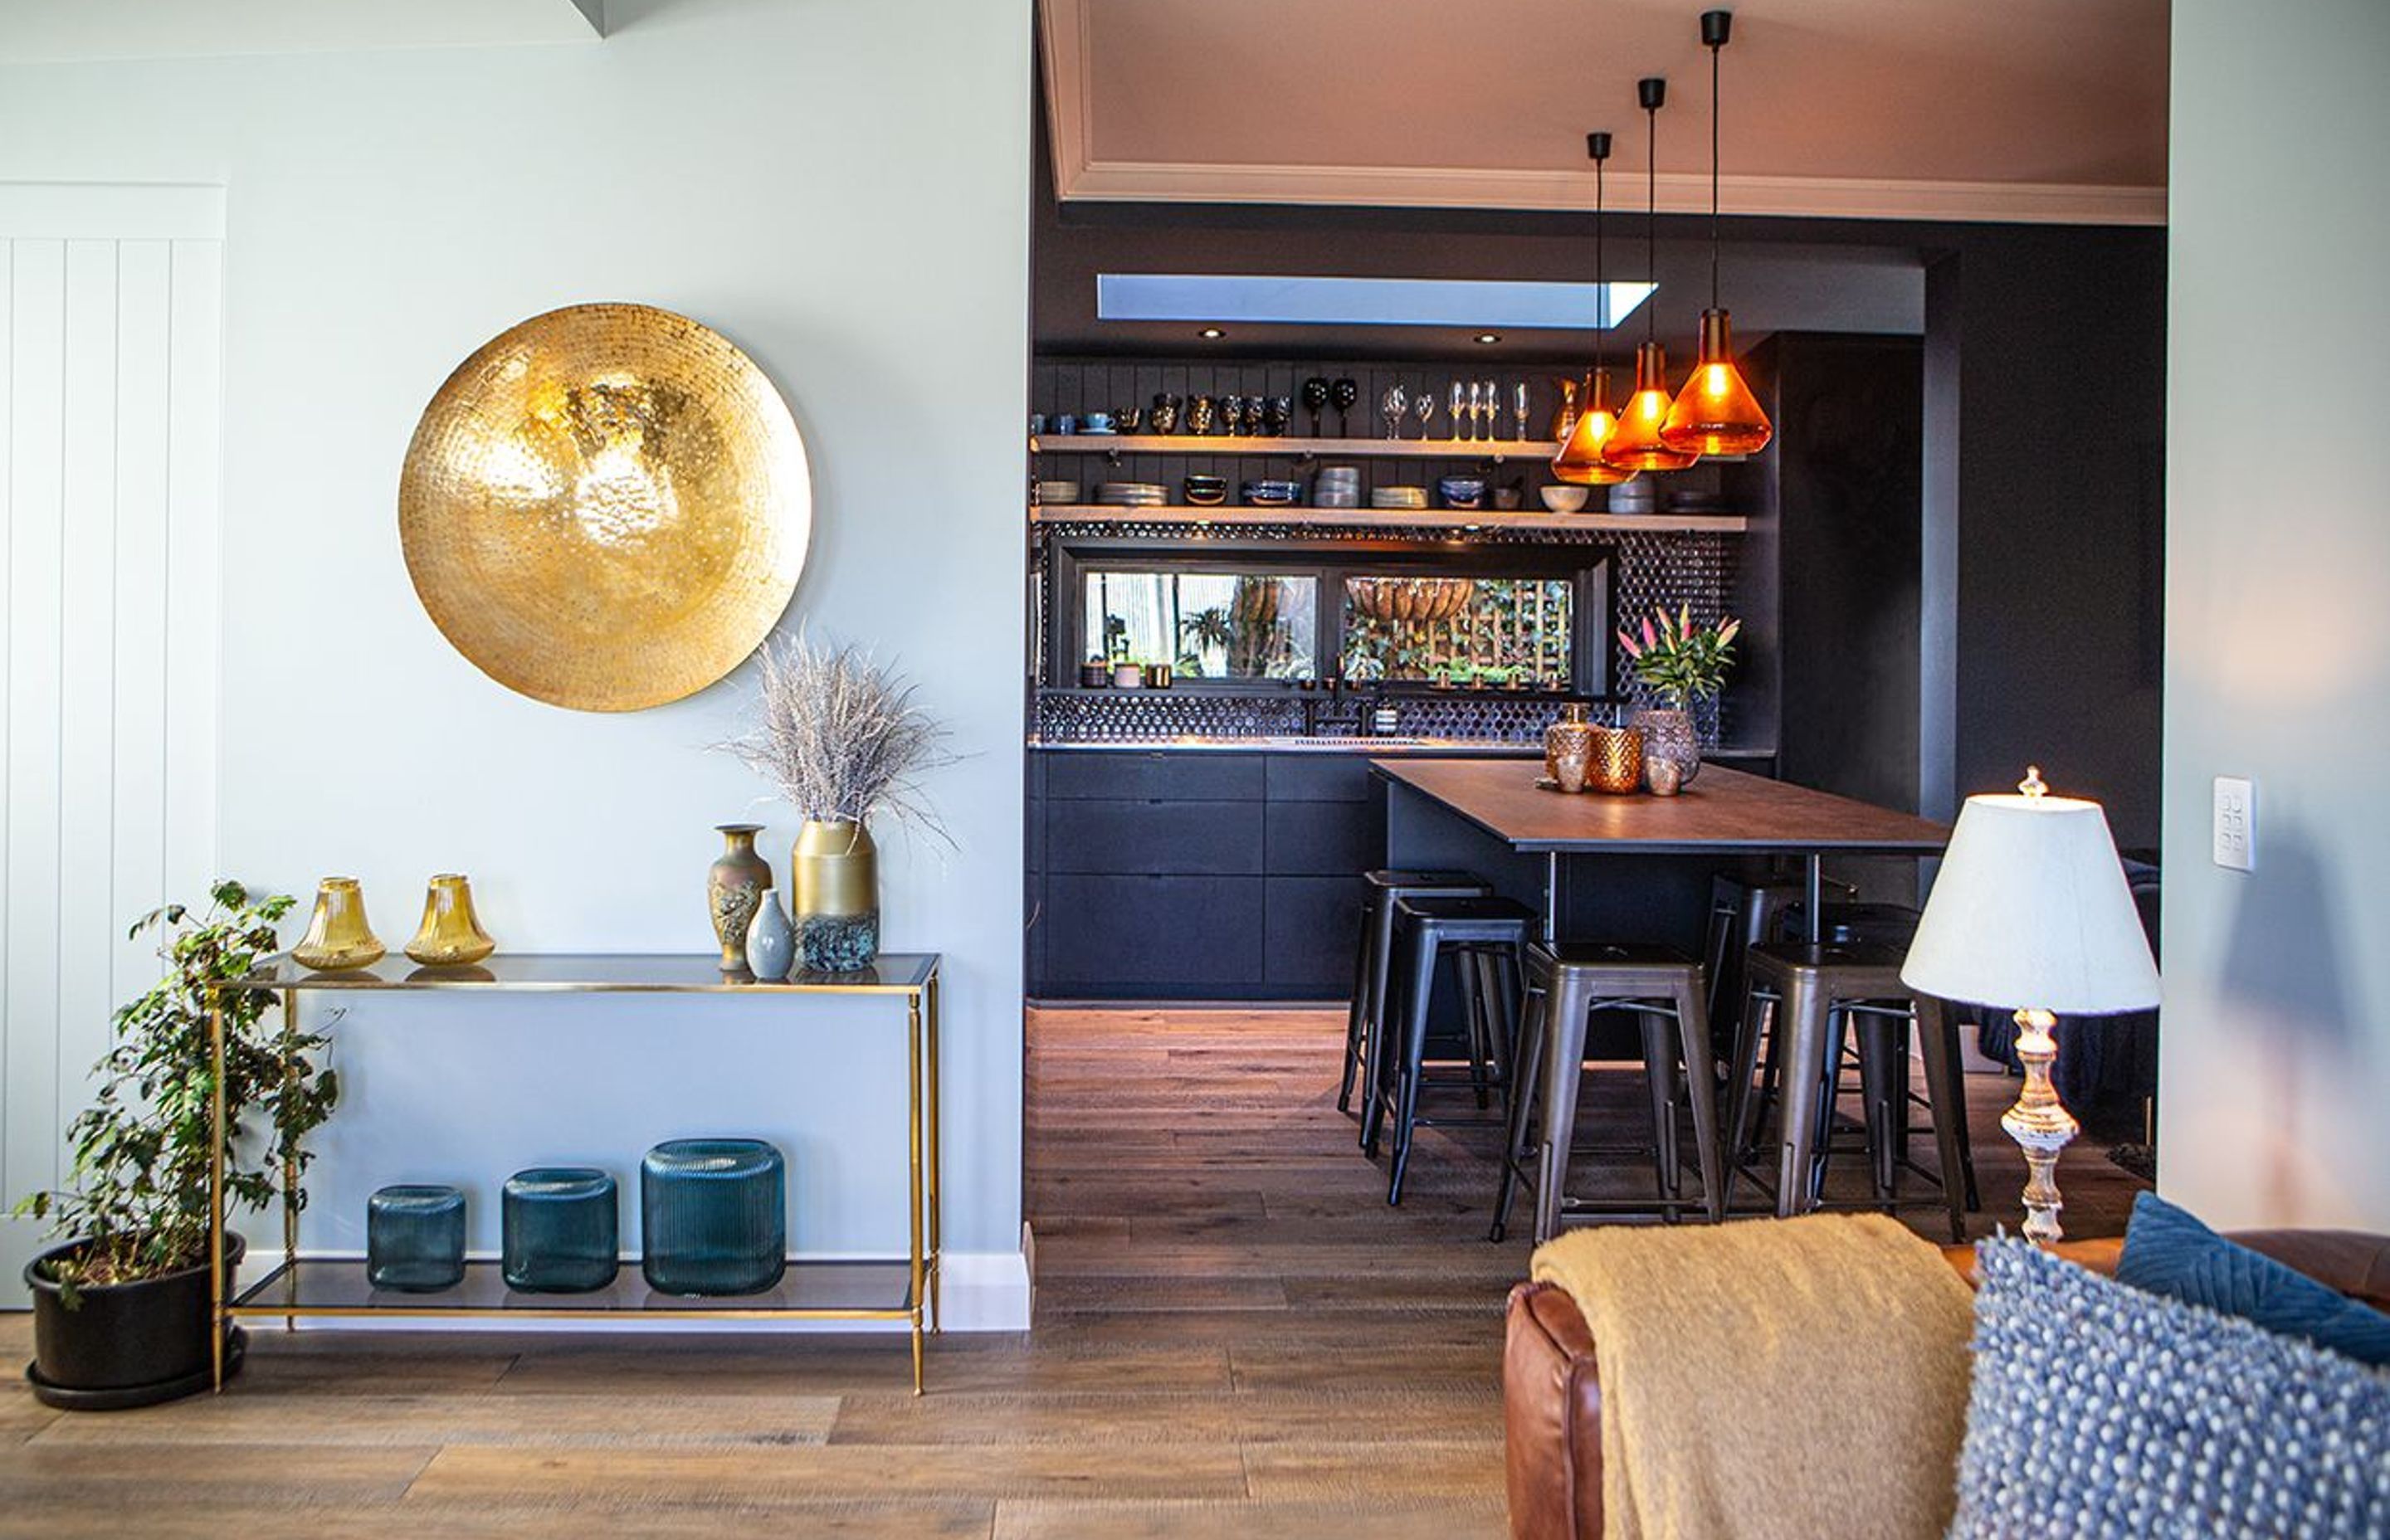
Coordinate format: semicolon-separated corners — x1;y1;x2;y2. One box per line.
0;1003;2146;1536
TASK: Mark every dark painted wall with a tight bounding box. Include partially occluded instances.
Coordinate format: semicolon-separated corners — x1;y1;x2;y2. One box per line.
1924;228;2167;850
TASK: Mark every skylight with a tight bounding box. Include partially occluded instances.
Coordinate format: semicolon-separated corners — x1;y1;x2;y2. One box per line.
1095;274;1654;331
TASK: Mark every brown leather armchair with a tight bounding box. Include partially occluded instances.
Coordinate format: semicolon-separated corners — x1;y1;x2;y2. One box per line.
1502;1229;2390;1540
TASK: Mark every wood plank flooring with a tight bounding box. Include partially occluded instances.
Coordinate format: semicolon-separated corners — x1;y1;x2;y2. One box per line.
0;1002;2144;1535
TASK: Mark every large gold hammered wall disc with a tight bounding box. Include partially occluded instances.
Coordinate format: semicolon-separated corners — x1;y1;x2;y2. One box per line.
399;303;811;712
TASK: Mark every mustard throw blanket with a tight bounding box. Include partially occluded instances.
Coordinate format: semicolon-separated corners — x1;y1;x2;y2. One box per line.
1531;1214;1973;1540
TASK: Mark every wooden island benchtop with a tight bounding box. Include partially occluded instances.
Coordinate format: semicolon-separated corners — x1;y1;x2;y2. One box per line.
1368;758;1949;856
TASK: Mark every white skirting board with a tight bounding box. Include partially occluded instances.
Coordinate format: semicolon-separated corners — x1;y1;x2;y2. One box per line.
236;1240;1036;1335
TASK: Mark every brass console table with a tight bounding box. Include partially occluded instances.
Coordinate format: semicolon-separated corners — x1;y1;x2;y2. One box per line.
206;952;942;1393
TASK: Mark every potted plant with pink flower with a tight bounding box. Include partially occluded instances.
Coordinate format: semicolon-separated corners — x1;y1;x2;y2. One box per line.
1617;603;1741;789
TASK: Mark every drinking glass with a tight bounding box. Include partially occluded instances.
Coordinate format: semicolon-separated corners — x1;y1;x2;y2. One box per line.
1448;381;1465;440
1381;384;1407;439
1513;382;1530;441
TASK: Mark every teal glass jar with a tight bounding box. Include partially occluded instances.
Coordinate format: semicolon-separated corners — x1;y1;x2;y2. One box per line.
501;1167;619;1294
365;1184;466;1292
640;1139;786;1297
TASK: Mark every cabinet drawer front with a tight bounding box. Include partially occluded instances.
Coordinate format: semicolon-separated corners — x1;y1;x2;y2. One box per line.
1264;800;1384;876
1041;875;1264;986
1042;751;1265;802
1265;753;1376;803
1047;799;1264;875
1265;875;1369;989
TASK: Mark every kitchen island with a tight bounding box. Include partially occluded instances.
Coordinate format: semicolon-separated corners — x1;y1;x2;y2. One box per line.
1372;757;1948;948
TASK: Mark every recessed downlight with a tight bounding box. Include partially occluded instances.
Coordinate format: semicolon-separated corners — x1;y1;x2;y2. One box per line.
1474;333;1503;345
1197;326;1225;339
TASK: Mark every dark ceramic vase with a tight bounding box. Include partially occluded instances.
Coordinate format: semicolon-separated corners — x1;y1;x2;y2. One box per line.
23;1233;246;1410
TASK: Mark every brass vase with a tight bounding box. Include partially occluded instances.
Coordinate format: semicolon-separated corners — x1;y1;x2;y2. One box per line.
293;877;385;972
404;874;495;967
707;823;773;971
792;819;880;972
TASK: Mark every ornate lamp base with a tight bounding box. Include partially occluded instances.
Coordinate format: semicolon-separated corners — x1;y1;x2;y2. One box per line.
1999;1007;2077;1244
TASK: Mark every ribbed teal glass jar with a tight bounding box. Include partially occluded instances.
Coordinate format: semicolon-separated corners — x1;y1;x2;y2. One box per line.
365;1184;466;1292
639;1139;786;1296
501;1167;619;1294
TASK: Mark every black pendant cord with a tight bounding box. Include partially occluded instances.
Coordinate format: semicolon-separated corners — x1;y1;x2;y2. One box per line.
1592;137;1608;376
1646;95;1658;344
1710;34;1721;310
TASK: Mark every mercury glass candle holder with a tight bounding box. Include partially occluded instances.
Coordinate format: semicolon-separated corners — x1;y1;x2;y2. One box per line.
1587;724;1646;795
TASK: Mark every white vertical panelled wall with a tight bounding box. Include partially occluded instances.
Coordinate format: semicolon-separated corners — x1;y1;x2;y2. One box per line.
0;185;223;1283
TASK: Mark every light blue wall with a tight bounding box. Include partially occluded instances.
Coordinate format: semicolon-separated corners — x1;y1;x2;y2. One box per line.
0;0;1032;1310
2163;0;2390;1228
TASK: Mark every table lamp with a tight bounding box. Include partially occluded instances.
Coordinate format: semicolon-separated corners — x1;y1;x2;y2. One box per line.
1900;768;2160;1243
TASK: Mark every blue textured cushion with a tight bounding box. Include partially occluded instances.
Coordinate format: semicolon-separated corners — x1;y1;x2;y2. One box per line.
2118;1191;2390;1367
1951;1238;2390;1539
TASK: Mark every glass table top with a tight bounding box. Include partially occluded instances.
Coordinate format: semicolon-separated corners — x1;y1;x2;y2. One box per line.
229;952;939;994
230;1257;916;1315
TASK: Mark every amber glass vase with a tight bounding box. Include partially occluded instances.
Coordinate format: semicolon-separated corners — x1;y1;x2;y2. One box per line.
293;877;384;972
404;874;495;967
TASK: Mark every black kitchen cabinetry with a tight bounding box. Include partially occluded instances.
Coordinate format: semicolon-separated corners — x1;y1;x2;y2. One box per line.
1027;749;1384;1000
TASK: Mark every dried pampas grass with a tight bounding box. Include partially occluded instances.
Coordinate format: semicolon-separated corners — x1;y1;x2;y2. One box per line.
722;632;958;843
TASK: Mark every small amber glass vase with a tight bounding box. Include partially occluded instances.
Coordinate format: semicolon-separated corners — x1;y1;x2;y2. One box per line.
293;877;385;972
404;874;495;967
1587;725;1646;795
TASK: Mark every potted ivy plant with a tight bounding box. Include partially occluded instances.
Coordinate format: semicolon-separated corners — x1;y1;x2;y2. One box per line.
14;881;337;1409
1617;603;1741;788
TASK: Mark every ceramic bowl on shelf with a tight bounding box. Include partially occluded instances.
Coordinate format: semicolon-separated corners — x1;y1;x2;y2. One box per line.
1183;474;1227;507
1437;475;1486;510
1608;480;1658;514
1036;480;1082;505
1241;480;1302;508
1539;485;1591;514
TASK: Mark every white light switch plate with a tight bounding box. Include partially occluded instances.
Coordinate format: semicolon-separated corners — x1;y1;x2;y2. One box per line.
2212;776;2255;871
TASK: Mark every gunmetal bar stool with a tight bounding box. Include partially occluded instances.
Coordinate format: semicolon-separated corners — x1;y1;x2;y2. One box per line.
1490;942;1724;1244
1702;874;1858;1043
1339;870;1492;1121
1366;893;1533;1205
1726;942;1971;1241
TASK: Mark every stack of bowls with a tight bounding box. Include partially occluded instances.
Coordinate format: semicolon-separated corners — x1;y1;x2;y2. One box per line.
1437;475;1487;510
1096;481;1168;508
1311;465;1362;509
1242;479;1302;508
1371;486;1429;510
1183;474;1227;507
1036;479;1082;506
1608;479;1658;514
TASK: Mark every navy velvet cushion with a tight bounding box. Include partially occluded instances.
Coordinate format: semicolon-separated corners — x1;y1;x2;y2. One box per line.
1950;1238;2390;1538
2118;1191;2390;1367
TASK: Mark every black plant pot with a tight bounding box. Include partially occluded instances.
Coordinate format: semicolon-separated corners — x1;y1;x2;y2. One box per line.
23;1232;246;1410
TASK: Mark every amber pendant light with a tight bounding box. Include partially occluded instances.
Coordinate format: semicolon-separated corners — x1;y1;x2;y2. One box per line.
1662;10;1773;456
1552;131;1637;488
1601;77;1698;474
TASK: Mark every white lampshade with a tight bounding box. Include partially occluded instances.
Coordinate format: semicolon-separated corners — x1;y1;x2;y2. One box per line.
1901;787;2160;1015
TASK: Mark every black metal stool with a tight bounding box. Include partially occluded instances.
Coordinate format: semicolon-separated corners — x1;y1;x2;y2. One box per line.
1490;942;1724;1243
1726;942;1971;1241
1339;870;1492;1121
1365;894;1532;1205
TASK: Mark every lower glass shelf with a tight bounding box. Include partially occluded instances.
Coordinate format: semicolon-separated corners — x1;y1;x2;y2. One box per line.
229;1256;919;1318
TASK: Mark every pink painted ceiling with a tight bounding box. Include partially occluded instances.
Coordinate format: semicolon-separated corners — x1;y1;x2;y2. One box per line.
1045;0;2169;222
